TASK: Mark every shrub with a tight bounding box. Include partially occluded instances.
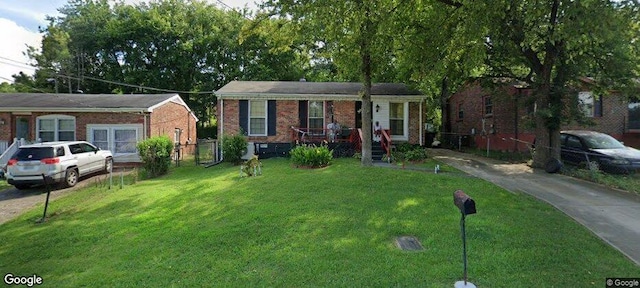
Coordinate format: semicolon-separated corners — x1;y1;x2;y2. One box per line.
222;131;248;164
137;136;174;178
404;147;429;162
290;144;333;168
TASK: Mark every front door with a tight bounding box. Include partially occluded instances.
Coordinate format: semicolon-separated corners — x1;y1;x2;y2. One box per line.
354;101;373;129
15;117;29;140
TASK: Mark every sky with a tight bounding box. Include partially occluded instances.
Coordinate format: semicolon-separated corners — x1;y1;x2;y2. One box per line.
0;0;259;83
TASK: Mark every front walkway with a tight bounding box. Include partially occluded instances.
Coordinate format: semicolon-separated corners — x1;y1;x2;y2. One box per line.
421;148;640;266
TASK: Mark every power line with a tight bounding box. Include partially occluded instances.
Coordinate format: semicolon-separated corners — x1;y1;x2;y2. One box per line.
0;54;217;95
0;60;36;71
0;56;35;66
57;73;215;95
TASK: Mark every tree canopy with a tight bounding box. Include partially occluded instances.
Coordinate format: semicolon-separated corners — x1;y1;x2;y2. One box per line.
5;0;639;166
23;0;304;128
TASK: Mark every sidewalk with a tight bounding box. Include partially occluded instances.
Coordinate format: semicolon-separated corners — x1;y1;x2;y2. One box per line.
423;148;640;266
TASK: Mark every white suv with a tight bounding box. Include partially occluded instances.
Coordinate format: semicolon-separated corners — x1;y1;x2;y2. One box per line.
6;141;113;190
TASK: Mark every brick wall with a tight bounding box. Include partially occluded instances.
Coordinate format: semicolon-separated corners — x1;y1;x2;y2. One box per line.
220;99;423;145
0;112;11;142
448;83;629;151
220;99;358;143
150;101;197;155
562;95;628;138
331;101;356;129
408;102;421;144
12;112;145;141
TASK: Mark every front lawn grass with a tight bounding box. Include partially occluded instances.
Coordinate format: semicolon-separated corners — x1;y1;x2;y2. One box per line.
1;158;637;287
0;179;11;191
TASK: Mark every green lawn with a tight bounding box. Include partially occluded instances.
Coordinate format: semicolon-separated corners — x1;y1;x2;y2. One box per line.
1;158;637;287
0;179;10;191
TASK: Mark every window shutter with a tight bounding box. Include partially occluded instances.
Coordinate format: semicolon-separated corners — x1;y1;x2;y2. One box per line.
268;100;276;136
239;100;248;135
594;96;603;117
299;100;308;128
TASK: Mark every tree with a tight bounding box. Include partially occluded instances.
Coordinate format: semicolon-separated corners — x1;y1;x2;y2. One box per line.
436;0;640;168
26;0;306;130
264;0;399;166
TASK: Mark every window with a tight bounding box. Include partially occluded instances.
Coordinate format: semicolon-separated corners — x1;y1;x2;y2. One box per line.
389;103;404;136
92;129;109;150
566;136;582;149
249;100;267;136
484;96;493;116
87;124;142;155
308;101;324;134
457;103;464;120
37;115;76;142
578;92;603;117
114;129;137;153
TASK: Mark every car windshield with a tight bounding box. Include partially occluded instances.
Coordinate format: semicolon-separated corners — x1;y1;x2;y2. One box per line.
13;147;54;161
583;134;625;149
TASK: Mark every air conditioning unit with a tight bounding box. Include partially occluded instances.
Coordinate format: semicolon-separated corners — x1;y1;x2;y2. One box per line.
241;142;255;160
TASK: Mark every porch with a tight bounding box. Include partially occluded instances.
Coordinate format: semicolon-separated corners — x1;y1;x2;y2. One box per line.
289;126;393;161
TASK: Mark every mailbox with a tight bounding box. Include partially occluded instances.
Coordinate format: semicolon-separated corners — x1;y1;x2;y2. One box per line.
454;190;476;215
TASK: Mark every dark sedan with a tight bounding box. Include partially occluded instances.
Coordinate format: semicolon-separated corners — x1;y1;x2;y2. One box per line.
560;130;640;174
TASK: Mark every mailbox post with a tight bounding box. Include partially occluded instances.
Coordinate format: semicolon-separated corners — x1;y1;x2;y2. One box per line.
453;190;476;288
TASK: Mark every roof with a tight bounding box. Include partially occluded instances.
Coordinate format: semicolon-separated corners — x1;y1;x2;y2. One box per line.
216;81;425;101
0;93;196;120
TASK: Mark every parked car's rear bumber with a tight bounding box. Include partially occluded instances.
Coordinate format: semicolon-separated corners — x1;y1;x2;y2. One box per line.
5;141;113;190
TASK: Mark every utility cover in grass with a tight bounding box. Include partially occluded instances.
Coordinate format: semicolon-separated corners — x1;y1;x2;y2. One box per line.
395;236;424;251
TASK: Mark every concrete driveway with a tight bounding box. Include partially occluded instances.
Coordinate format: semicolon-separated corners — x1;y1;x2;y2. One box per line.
429;148;640;266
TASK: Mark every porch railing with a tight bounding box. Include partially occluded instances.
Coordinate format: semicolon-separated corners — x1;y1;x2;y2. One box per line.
0;138;29;171
381;129;392;160
290;127;356;144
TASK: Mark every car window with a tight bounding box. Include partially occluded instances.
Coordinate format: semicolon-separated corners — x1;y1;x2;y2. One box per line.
560;134;567;144
55;147;65;157
566;136;582;149
13;147;54;160
81;143;97;153
69;144;83;154
583;134;625;149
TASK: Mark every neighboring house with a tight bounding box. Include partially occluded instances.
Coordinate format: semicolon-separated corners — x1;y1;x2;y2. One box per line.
0;93;198;164
445;80;638;151
216;81;427;158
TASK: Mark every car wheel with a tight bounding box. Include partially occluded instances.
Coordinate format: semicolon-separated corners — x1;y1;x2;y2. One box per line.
14;184;30;190
63;168;79;188
544;158;562;173
104;157;113;173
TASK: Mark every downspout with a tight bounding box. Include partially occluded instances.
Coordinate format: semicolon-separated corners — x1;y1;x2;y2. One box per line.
143;112;148;139
220;98;224;161
419;100;423;146
514;88;520;152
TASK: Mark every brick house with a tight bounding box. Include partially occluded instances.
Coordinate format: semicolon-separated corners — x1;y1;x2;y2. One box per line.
0;93;198;163
445;80;638;151
216;81;427;158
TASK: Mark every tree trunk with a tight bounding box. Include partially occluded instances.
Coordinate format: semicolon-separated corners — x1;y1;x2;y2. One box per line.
360;6;373;167
440;77;450;136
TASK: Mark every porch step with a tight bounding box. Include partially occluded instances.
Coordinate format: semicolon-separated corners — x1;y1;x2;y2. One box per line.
371;141;385;161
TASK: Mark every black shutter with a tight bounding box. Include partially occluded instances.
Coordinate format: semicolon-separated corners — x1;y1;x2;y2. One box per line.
268;100;276;136
239;100;248;135
299;100;308;128
594;96;603;117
